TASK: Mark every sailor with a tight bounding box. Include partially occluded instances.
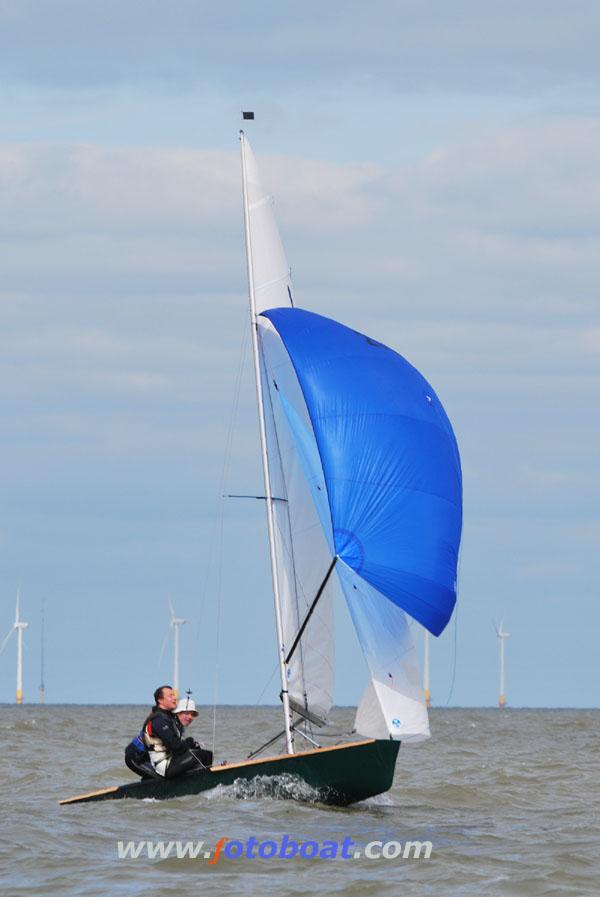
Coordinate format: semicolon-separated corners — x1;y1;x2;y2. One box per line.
124;728;155;779
173;693;213;769
142;685;213;778
124;684;177;778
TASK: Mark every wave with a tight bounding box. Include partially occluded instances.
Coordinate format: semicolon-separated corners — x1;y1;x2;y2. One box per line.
199;773;324;804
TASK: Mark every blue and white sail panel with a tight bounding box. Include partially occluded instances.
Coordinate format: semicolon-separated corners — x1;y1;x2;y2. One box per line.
258;317;336;720
260;308;462;638
243;140;294;313
337;561;430;741
275;390;335;555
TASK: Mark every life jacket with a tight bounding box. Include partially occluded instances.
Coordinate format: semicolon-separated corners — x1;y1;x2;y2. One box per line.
142;710;179;776
126;729;146;757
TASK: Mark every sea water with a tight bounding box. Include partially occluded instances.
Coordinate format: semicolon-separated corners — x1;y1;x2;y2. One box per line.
1;706;598;896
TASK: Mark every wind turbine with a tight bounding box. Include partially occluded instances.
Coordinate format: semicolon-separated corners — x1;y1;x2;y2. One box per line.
169;600;186;699
39;600;46;705
495;620;510;708
423;630;431;708
0;590;29;704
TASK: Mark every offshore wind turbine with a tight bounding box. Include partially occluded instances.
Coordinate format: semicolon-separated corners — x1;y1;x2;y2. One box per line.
15;591;28;704
169;600;186;699
39;600;46;705
0;590;29;704
495;620;510;707
423;630;431;708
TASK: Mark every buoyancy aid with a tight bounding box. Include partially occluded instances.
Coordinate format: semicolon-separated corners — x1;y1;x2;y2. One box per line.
142;709;184;776
129;730;146;755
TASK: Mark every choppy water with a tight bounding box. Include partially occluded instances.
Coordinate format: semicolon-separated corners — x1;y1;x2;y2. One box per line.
1;706;598;896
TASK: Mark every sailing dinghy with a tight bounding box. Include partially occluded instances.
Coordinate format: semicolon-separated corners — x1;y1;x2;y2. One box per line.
60;132;462;807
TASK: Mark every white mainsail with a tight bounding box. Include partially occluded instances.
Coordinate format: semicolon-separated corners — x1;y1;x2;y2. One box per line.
242;139;295;313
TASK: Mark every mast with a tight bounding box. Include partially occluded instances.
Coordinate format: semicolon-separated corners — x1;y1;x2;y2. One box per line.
240;129;294;754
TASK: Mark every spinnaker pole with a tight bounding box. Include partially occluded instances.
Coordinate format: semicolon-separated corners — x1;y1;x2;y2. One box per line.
239;130;294;754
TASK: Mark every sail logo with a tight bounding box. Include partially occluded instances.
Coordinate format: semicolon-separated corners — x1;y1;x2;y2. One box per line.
391;718;401;728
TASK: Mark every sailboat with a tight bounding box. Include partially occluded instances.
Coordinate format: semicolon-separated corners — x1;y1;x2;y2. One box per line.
60;132;462;807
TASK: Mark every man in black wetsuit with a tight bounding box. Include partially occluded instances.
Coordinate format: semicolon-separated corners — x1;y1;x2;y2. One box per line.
142;685;213;778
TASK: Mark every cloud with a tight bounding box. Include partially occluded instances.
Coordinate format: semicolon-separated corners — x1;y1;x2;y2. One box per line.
1;1;599;97
4;116;600;311
1;120;598;428
0;144;240;238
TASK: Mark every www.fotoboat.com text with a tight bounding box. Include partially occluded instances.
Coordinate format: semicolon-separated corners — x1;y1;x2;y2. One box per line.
117;835;433;863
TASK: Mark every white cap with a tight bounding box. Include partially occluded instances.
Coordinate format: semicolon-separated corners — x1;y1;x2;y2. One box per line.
174;696;198;717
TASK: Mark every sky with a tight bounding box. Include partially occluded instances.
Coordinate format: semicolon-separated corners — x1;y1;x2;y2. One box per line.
0;1;598;708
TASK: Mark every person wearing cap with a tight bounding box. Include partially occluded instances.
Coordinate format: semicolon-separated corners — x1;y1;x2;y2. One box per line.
140;686;213;778
174;694;198;728
174;695;213;770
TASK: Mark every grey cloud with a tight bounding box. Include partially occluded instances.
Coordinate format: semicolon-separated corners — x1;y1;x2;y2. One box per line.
0;144;241;238
2;120;599;366
1;1;599;95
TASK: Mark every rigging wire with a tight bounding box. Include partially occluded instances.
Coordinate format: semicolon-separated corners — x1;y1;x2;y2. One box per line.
195;323;249;632
190;319;249;755
253;660;279;707
211;324;250;754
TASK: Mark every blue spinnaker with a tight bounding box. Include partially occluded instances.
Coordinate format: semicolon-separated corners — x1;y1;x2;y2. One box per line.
261;308;462;636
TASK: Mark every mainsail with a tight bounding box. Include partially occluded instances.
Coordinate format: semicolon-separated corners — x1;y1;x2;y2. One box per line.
242;139;294;313
241;133;462;745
